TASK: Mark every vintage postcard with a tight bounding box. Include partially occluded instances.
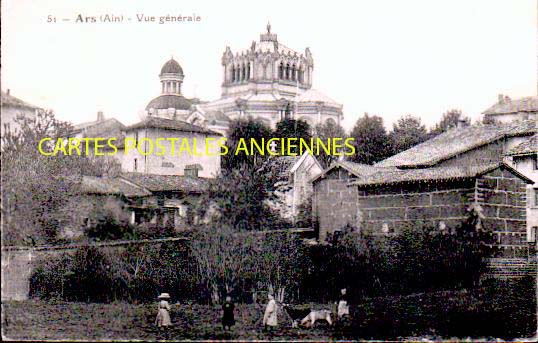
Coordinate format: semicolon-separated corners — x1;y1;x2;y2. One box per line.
1;0;537;341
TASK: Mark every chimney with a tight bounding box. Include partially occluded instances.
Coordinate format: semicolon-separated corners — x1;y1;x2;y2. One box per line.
456;119;469;129
184;164;200;178
498;94;504;103
97;111;104;122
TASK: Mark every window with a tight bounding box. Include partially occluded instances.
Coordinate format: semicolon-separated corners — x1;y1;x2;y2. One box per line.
381;222;390;234
134;132;139;147
533;154;538;170
134;158;138;171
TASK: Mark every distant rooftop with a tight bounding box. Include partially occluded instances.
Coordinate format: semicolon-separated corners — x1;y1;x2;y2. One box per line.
483;95;538;116
1;89;40;110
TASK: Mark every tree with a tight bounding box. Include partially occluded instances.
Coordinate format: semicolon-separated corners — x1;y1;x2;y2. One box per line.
274;119;312;140
1;110;120;245
272;119;312;155
314;120;347;167
2;111;80;244
349;113;392;164
430;109;471;137
195;162;288;231
389;114;429;154
222;118;273;172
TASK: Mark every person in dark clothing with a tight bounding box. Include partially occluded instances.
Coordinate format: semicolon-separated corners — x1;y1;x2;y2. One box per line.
222;295;235;331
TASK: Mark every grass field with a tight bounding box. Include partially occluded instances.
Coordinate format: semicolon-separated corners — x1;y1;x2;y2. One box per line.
2;284;536;341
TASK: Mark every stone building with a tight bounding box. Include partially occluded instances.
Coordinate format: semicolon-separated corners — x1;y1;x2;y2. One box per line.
313;120;537;262
194;23;344;130
74;172;210;234
483;94;538;123
504;133;538;242
1;89;40;137
121;116;222;178
311;160;380;241
271;152;323;221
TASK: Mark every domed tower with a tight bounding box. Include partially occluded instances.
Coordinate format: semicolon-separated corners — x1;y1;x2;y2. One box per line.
203;23;343;129
160;58;184;95
146;58;194;119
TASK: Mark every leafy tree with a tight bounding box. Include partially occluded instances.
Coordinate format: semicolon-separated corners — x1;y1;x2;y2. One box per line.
196;162;288;231
274;118;311;140
2;111;80;244
349;113;392;164
314;120;347;167
1;110;121;245
430;109;471;137
222;118;273;172
389;114;429;154
271;119;312;156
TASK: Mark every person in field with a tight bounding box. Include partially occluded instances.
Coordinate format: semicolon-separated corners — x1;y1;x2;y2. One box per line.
155;293;172;338
262;294;278;330
337;288;350;320
222;295;235;331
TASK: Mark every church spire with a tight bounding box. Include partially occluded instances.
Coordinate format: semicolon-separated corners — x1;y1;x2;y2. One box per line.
260;22;277;42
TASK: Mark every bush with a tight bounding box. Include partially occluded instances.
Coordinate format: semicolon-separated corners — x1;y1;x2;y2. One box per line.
301;220;489;302
30;241;198;303
85;198;135;241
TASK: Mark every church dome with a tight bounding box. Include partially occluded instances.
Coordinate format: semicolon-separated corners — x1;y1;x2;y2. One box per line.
160;58;183;75
146;94;192;111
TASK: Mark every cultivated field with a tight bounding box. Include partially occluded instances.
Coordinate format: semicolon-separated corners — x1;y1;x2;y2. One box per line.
2;283;536;341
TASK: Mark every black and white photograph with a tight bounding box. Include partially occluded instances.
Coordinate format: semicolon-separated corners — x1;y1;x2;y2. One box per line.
1;0;537;341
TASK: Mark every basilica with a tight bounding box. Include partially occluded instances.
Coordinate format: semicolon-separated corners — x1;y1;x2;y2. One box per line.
145;23;344;134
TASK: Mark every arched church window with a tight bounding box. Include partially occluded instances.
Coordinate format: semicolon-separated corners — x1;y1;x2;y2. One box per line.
291;64;296;81
231;66;236;82
236;65;240;82
278;63;283;79
246;62;251;80
241;64;246;81
286;63;290;80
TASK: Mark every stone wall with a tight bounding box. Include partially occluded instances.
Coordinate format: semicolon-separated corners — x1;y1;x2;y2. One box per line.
477;168;529;258
312;167;360;242
357;181;474;234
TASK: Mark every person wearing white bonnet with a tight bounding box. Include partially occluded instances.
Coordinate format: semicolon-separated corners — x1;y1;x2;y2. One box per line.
155;292;172;338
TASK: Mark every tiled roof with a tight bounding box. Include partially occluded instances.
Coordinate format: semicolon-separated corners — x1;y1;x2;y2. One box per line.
126;117;221;136
483;96;538;115
81;176;151;197
376;120;537;168
312;160;380;183
72;118;126;135
505;134;538;156
1;90;40;110
351;163;533;187
120;172;209;193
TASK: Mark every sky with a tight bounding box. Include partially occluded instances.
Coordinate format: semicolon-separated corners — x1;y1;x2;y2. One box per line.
2;0;537;131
